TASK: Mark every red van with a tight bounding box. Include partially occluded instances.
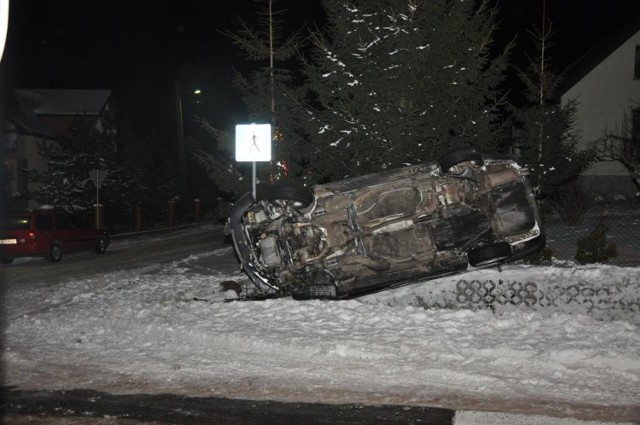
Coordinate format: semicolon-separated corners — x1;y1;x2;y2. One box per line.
0;208;109;264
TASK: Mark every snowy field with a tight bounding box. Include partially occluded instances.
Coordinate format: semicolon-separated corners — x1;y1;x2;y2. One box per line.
2;242;640;424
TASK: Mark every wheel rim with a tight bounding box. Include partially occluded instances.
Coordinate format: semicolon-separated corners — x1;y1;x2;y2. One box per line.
52;245;62;261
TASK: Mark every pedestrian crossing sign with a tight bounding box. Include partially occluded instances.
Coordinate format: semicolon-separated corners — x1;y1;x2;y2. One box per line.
235;123;272;162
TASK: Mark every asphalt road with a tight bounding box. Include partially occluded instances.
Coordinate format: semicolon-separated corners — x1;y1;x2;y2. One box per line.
1;224;232;289
0;224;457;424
1;388;455;425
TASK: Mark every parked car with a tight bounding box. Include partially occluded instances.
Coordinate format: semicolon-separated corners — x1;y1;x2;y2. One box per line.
227;149;545;300
0;208;109;264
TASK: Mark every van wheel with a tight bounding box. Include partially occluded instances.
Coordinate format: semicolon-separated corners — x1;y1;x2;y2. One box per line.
95;237;108;254
46;244;63;263
1;257;14;265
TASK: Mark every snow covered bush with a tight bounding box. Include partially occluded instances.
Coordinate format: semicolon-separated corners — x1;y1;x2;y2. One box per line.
575;223;618;264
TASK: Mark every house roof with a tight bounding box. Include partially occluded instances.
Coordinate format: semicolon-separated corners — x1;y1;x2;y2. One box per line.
559;14;640;96
9;107;56;138
7;89;113;137
13;89;112;116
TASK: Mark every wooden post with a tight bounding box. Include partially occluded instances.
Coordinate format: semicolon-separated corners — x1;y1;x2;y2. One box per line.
95;204;104;229
194;199;201;223
169;200;176;227
135;207;143;232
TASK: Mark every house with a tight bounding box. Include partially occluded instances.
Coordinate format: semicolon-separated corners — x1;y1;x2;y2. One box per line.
560;16;640;199
1;89;112;210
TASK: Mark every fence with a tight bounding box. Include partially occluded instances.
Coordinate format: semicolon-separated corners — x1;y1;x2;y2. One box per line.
404;200;640;324
543;200;640;266
411;278;640;325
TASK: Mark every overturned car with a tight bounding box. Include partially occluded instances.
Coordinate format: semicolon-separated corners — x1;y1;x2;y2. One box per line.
228;149;545;300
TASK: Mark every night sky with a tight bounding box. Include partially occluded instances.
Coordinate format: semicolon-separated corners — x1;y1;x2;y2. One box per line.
2;0;640;128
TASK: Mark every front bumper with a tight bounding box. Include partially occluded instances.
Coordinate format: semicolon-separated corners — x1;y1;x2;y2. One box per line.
227;192;278;292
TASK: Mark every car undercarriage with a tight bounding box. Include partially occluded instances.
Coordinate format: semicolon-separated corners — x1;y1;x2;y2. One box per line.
228;150;545;299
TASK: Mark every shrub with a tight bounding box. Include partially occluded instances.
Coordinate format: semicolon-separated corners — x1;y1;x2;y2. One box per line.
548;181;591;226
521;247;554;265
575;224;618;264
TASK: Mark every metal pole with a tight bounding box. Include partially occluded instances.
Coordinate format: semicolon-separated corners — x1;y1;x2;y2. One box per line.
96;170;100;228
252;161;257;201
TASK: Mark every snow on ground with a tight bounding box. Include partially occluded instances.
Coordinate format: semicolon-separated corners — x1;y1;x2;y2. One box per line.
2;245;640;424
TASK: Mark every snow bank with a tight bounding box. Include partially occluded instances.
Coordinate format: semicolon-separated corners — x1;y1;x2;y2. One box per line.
3;247;639;423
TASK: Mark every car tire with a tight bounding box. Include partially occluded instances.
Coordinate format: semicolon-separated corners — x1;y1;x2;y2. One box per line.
1;257;14;265
439;148;483;173
46;243;63;263
95;237;108;254
267;184;313;209
467;242;512;267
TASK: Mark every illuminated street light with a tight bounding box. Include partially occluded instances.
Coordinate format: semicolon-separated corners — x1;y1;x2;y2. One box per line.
0;0;9;62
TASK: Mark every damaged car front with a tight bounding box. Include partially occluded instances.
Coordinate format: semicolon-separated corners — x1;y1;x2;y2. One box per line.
227;149;545;300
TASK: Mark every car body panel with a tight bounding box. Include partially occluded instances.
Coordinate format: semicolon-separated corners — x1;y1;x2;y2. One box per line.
228;152;545;299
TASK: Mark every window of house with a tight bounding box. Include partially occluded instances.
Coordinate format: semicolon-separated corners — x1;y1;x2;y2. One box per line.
635;46;640;79
633;108;640;142
630;108;640;161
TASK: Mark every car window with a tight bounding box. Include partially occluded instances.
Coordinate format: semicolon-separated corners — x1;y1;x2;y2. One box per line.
35;214;53;230
0;215;32;230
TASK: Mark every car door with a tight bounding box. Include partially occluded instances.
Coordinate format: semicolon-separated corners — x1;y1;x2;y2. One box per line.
53;212;80;252
69;214;96;250
35;212;55;253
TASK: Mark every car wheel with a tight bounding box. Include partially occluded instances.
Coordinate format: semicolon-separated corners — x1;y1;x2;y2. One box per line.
439;148;483;173
467;242;512;267
267;184;313;209
95;237;108;254
46;243;63;263
1;257;14;265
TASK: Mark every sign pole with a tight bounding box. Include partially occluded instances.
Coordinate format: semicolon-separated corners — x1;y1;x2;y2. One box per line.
89;169;108;229
252;161;257;201
96;170;100;228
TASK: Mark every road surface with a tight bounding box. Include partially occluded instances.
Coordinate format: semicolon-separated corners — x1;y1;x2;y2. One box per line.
1;225;233;289
0;224;459;424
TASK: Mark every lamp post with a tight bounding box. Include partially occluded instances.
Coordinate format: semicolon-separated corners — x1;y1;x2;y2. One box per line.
0;0;8;63
174;82;202;188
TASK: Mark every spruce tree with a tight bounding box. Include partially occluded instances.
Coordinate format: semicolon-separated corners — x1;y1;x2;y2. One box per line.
300;0;511;180
27;114;147;216
196;0;308;192
513;5;593;197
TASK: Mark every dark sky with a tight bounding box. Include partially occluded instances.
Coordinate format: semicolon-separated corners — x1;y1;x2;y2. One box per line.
2;1;321;88
494;1;640;67
5;0;640;84
2;0;640;127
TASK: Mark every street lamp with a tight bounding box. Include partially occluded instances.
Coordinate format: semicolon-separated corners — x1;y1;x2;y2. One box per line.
0;0;9;63
174;85;203;187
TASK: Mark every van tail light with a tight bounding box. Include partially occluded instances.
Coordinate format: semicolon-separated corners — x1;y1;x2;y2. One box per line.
28;231;36;241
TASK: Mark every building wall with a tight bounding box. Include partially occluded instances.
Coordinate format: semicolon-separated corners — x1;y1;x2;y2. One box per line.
562;30;640;198
3;134;53;196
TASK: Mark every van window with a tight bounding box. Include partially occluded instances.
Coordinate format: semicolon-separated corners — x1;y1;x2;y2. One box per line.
35;214;53;230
